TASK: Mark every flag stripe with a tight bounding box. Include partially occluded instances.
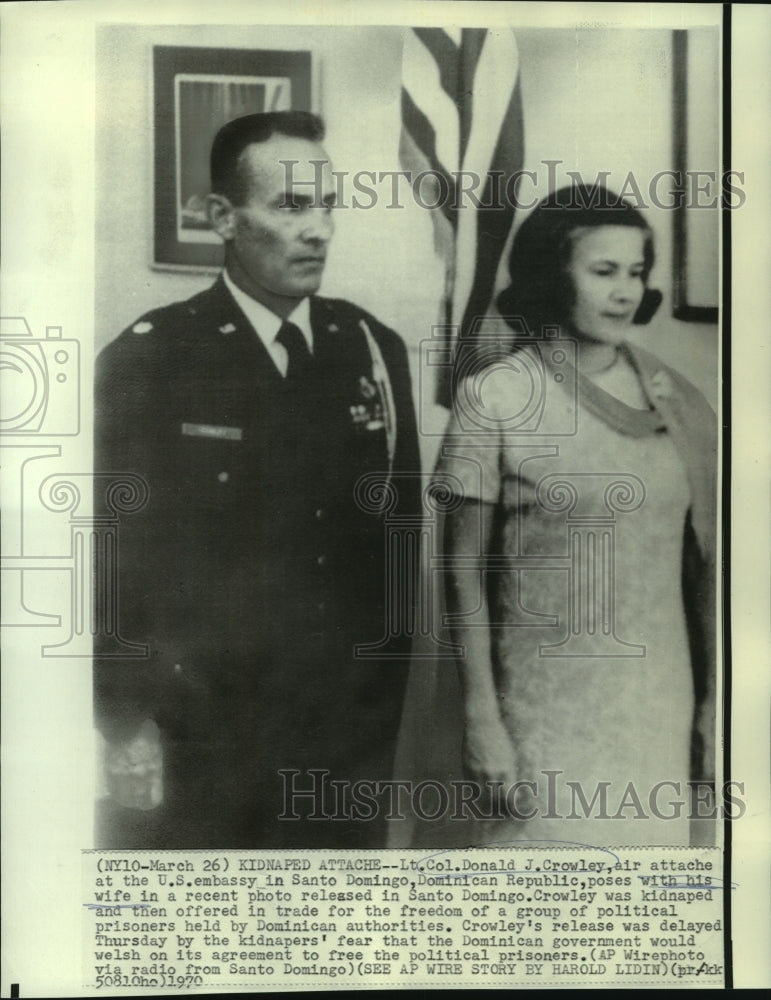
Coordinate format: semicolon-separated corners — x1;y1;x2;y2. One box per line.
443;26;462;48
399;25;525;403
453;30;522;330
400;89;457;227
457;28;488;162
412;27;459;104
461;30;520;180
460;77;525;337
402;29;461;174
399;125;456;263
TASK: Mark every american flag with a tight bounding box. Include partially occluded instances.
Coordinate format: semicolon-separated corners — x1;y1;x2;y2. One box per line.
400;27;524;403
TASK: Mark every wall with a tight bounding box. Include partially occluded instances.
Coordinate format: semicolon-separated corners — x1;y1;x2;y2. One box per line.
96;22;720;452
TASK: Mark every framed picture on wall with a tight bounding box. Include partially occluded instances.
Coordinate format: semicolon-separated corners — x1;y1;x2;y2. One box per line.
671;28;720;323
153;45;313;270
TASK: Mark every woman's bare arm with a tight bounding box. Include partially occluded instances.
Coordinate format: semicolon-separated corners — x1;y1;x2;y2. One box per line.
444;499;518;791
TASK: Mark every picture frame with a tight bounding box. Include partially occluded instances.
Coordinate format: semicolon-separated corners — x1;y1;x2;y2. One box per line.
671;28;720;323
152;44;313;270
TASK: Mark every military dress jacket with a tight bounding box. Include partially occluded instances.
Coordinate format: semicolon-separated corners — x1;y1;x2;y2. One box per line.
94;277;421;845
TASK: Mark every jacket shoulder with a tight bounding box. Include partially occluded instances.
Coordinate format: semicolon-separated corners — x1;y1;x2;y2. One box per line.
99;284;222;363
314;296;405;351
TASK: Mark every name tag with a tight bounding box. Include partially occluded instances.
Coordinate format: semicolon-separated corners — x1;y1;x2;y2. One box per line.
181;422;243;441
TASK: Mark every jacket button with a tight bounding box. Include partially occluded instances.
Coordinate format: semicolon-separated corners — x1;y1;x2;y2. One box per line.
315;508;324;520
173;663;183;675
218;471;229;483
316;554;326;567
317;601;326;613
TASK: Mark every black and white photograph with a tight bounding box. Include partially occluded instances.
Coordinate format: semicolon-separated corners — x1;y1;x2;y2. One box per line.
2;1;770;995
93;16;722;853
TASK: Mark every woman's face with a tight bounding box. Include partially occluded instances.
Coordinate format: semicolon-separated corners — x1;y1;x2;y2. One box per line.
565;225;647;344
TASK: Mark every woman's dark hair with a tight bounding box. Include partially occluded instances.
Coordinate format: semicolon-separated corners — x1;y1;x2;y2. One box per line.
496;183;662;337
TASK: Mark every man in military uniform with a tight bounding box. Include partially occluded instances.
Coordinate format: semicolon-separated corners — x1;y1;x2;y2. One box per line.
94;111;421;848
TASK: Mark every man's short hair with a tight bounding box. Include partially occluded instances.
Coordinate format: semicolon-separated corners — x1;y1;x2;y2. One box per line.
210;111;326;205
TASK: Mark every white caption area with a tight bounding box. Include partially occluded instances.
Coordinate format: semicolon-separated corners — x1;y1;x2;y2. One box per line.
82;846;725;990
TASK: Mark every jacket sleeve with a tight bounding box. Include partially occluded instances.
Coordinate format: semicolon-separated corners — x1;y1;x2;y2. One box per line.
93;331;165;743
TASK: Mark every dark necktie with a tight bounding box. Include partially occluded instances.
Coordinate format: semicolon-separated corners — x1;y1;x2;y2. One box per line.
275;320;312;386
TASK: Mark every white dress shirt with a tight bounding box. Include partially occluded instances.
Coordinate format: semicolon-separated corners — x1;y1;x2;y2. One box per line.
223;269;313;377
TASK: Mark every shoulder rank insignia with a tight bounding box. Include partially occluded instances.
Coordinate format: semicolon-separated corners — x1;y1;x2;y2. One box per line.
219;323;237;335
131;321;153;334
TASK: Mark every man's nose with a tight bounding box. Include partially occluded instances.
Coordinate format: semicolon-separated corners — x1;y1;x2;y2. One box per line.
301;208;334;243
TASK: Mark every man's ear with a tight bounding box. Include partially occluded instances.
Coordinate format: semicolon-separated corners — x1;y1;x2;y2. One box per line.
206;193;237;241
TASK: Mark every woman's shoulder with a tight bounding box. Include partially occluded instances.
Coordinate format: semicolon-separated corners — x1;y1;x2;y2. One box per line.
452;342;551;430
624;342;715;417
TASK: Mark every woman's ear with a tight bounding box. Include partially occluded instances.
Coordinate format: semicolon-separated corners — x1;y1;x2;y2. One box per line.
634;288;663;324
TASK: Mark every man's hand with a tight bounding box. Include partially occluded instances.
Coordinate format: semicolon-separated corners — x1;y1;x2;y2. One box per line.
105;719;163;810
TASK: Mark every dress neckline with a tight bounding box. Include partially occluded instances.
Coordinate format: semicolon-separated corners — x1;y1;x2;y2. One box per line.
557;343;666;438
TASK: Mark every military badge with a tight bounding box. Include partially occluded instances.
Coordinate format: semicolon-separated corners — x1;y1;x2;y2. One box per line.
350;375;386;431
358;375;377;400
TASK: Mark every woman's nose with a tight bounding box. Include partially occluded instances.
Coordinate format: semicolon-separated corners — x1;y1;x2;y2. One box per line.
611;277;639;302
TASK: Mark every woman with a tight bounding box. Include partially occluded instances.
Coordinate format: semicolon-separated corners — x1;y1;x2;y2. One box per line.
432;185;717;846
